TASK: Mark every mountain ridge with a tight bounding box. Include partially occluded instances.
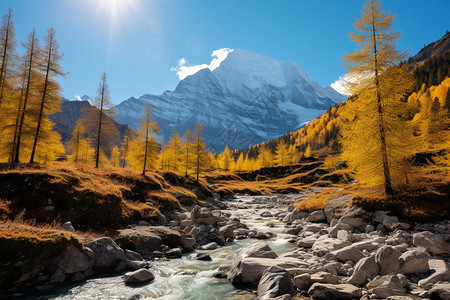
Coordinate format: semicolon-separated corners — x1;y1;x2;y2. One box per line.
115;48;346;152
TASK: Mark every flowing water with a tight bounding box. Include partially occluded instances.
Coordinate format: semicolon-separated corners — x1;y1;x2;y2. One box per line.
42;195;302;300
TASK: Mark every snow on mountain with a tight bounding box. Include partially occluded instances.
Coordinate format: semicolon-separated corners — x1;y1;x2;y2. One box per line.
115;49;346;152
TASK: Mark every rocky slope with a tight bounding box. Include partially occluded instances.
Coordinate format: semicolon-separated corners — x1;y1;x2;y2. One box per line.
115;49;346;152
408;31;450;71
50;99;131;146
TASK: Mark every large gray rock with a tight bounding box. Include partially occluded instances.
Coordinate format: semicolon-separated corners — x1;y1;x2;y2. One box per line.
239;242;278;259
294;272;340;290
398;249;429;274
428;282;450;300
312;238;350;252
307;210;326;223
124;268;155;285
86;237;125;268
50;245;94;283
61;221;75;232
219;225;235;239
228;257;304;287
375;245;401;275
373;211;401;229
56;245;94;274
257;266;295;299
367;275;406;298
338;217;365;229
413;231;450;255
308;283;362;299
199;242;218;250
347;257;379;286
331;246;365;264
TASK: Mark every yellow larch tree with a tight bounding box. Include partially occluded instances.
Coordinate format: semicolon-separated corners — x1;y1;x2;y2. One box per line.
10;29;41;163
340;0;415;193
67;120;86;164
167;130;183;171
220;144;234;171
127;104;159;175
274;139;289;166
119;129;134;168
0;8;16;108
182;128;195;176
110;145;120;168
256;146;274;169
29;28;65;164
193;121;210;181
235;152;244;171
304;143;312;158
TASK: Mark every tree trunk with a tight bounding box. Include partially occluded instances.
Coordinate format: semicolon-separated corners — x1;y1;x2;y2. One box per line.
14;32;36;163
95;81;105;168
0;9;12;107
371;8;393;195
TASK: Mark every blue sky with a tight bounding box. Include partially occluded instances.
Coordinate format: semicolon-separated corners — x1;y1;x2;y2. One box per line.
0;0;448;104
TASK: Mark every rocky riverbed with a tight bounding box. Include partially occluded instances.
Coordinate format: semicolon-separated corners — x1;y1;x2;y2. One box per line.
6;192;450;299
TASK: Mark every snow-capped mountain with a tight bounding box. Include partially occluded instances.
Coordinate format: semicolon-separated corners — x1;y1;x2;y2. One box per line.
115;49;346;152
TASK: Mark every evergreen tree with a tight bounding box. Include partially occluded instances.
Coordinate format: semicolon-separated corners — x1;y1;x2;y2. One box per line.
120;130;134;168
341;0;415;193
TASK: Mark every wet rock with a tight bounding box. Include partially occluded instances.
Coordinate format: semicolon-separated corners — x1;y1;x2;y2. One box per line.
196;253;212;261
165;248;182;259
256;232;269;239
375;245;401;275
307;210;326;223
228;256;304;287
257;266;295;299
308;283;362;299
125;250;144;262
260;211;273;217
413;231;450;255
367;275;406;298
86;237;125;268
116;228;162;253
347;257;379;286
199;242;218;250
124;268;154;285
398;249;429;274
219;225;235;239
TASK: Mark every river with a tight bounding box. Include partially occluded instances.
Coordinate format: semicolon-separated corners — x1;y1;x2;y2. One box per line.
42;194;302;300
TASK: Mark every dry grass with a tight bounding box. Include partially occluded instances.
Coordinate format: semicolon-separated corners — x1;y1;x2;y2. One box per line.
296;189;348;212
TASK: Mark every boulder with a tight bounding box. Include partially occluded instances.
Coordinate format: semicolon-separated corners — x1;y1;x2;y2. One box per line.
86;237;125;268
257;266;295;299
347;257;379;286
398;249;429;274
61;221;75;232
199;242;218;250
428;282;450;300
373;211;401;229
55;245;94;274
239;242;278;259
165;248;182;259
413;231;450;255
367;275;406;298
312;238;350;252
228;257;304;287
260;211;273;217
125;250;144;262
124;268;155;285
297;236;317;248
331;246;365;264
196;253;212;261
375;246;401;275
116;228;162;253
307;210;326;223
256;232;269;239
219;225;235;239
338;217;365;229
337;230;355;243
308;283;362;299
